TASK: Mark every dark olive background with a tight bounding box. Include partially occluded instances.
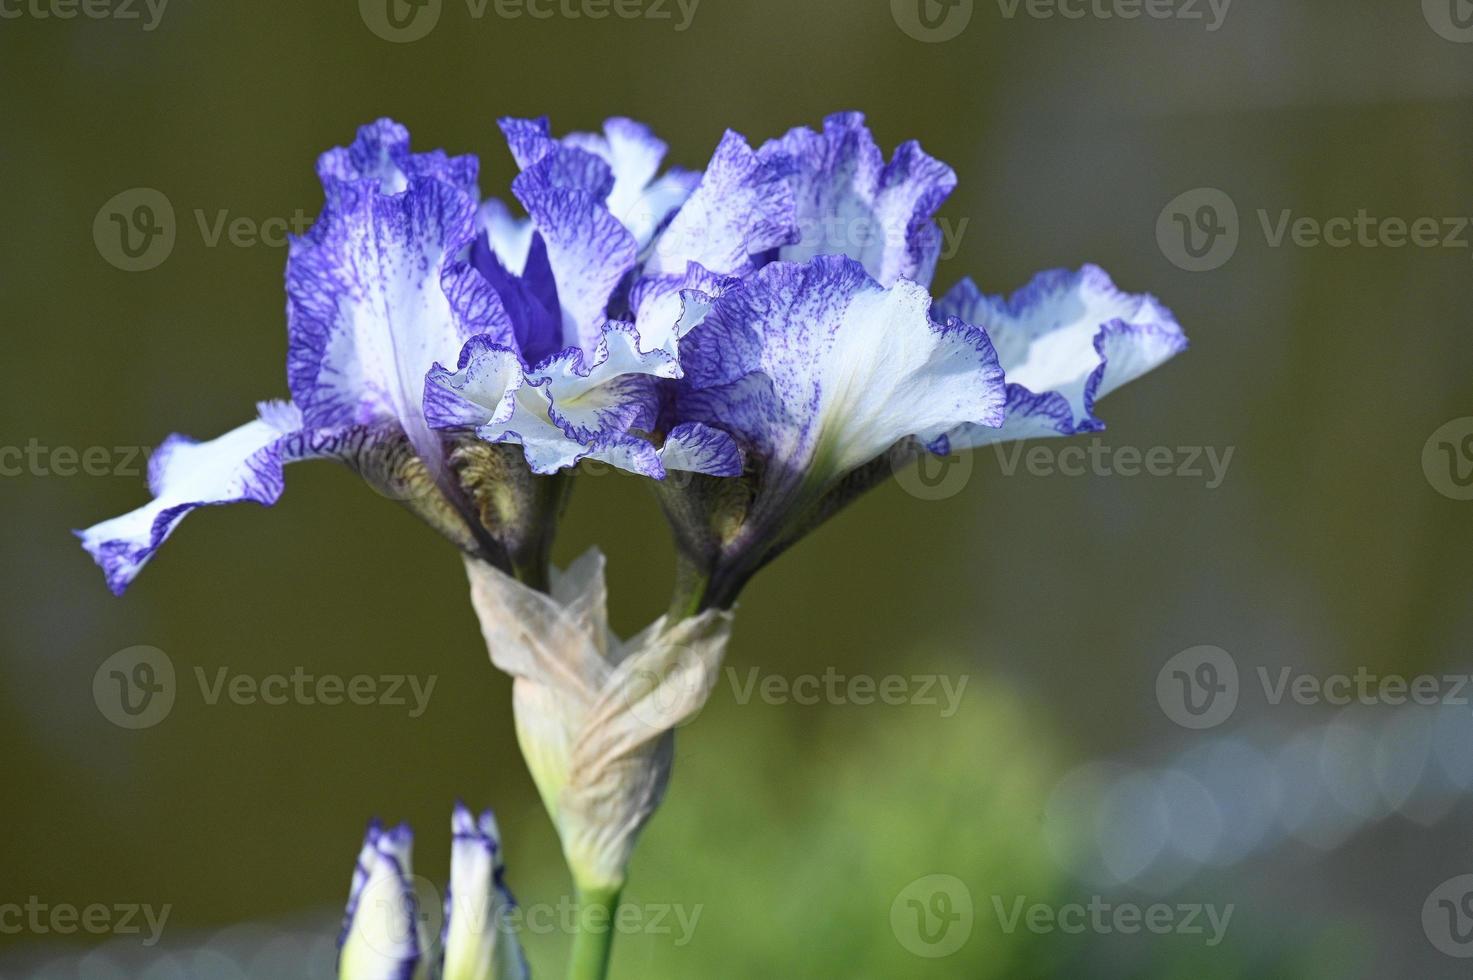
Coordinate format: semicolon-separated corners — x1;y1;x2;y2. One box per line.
1;1;1471;977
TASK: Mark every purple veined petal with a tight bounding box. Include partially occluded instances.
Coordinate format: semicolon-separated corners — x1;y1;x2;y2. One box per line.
658;423;744;476
75;402;418;595
317;118;479;200
76;402;302;596
338;820;422;980
499;116;698;249
642;130;798;279
511;156;638;354
677;255;1005;495
759;111;957;289
629;262;738;359
935;266;1188;449
287;176;511;466
533;324;674;444
472;203;563;366
444;803;529;980
424;337;525;432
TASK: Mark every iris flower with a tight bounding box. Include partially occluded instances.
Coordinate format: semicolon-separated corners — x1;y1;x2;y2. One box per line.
76;110;1188;980
649;113;1188;611
339;804;527;980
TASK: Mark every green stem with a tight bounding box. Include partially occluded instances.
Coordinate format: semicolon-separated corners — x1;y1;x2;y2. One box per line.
567;886;622;980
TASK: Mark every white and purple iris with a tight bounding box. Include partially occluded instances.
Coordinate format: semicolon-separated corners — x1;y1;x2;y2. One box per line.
78;111;1185;607
339;804;527;980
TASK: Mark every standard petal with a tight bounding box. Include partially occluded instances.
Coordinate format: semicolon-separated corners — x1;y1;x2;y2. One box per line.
678;255;1005;494
759;111;956;288
642;130;797;278
317;118;479;199
443;804;528;980
498;116;697;249
338;821;422;980
76;403;305;595
511;157;638;353
935;266;1188;448
287;176;511;461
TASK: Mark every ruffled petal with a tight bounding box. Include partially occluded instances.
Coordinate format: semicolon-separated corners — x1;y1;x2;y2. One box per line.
316;118;479;199
287;175;511;461
759;111;956;288
338;821;422;980
443;804;528;980
76;402;308;595
427;323;687;476
628;262;736;359
498;116;697;249
935;266;1188;449
677;255;1005;495
511;157;637;353
642;130;797;279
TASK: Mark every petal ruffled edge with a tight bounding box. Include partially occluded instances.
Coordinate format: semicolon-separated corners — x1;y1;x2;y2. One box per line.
936;266;1188;449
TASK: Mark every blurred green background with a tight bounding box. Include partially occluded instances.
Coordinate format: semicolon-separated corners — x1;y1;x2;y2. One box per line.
1;0;1471;976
